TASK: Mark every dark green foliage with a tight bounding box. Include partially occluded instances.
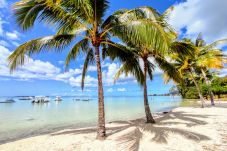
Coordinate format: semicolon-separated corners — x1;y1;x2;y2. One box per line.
211;77;227;98
185;87;199;99
178;76;227;99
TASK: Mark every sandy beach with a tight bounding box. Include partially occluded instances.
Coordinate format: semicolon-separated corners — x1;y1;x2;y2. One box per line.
0;102;227;151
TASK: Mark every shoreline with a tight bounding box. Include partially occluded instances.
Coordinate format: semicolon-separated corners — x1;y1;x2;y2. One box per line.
0;102;227;151
0;111;165;145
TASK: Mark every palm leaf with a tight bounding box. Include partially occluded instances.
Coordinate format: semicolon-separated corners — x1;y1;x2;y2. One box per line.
8;34;75;72
81;48;95;90
110;19;171;54
65;38;89;70
114;58;144;86
147;60;155;80
155;56;182;84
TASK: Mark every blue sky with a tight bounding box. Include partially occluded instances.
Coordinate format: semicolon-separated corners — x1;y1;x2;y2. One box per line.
0;0;226;97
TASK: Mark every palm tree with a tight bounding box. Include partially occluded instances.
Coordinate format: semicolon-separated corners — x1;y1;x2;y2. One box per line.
188;34;227;105
103;7;192;123
110;44;185;123
170;53;207;107
8;1;173;139
8;0;112;139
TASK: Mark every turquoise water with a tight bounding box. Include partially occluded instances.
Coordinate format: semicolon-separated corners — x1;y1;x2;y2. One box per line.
0;96;182;144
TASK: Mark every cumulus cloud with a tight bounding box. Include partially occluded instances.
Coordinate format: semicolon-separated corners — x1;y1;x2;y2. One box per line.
5;30;20;40
169;0;227;42
117;88;126;92
0;45;97;86
102;62;135;85
58;60;64;65
0;40;8;47
69;75;97;87
0;45;60;80
107;88;113;92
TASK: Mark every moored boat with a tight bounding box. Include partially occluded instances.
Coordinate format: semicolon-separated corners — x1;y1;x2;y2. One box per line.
32;96;49;103
0;98;16;103
55;96;62;101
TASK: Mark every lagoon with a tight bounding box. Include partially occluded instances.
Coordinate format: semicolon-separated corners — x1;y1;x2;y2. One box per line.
0;96;182;144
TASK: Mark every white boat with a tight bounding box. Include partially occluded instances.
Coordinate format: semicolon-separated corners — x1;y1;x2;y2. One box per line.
0;98;15;103
55;96;62;101
32;96;49;103
19;96;34;100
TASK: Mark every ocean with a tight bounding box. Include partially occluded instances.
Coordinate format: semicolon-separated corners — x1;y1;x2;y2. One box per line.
0;96;182;144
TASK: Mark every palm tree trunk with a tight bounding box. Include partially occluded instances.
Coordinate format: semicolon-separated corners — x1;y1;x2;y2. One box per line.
201;69;215;106
95;46;106;139
189;68;205;108
143;59;155;123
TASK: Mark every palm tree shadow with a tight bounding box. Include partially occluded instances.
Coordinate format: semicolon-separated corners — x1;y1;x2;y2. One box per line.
51;111;211;151
109;111;211;151
156;111;210;127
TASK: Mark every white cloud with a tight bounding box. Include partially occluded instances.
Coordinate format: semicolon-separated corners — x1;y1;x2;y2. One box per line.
0;45;61;80
69;75;97;87
219;68;227;77
55;69;82;82
0;40;8;47
107;88;113;92
0;0;7;8
0;17;6;35
0;45;97;87
102;62;135;85
169;0;227;42
58;60;64;65
5;31;20;40
117;88;126;92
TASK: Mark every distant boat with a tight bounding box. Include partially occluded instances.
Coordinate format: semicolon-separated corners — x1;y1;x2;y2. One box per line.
73;98;80;101
55;96;62;101
0;98;15;103
19;96;34;100
82;99;90;101
73;98;91;101
32;96;49;103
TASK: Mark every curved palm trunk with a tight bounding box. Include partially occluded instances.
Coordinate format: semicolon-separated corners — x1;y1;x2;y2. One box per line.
95;46;106;139
189;68;205;108
143;59;155;123
201;69;215;106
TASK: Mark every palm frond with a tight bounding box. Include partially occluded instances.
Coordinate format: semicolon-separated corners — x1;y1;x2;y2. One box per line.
8;34;75;72
147;60;155;80
195;33;205;47
13;0;92;30
169;41;195;57
102;41;135;61
155;56;182;84
81;48;95;90
196;49;225;69
204;39;227;50
65;38;89;70
91;0;109;24
110;19;171;54
13;0;45;30
114;58;144;86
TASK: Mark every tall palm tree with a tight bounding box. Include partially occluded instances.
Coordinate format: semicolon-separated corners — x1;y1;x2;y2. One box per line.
103;7;192;123
8;1;171;139
170;53;207;107
189;34;227;105
108;44;184;123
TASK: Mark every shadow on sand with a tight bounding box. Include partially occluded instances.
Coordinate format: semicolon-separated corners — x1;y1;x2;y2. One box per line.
51;111;211;151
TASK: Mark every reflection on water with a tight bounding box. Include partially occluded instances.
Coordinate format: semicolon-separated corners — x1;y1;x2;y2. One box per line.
0;96;182;144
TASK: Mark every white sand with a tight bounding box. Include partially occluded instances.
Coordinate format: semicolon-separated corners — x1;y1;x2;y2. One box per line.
0;103;227;151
